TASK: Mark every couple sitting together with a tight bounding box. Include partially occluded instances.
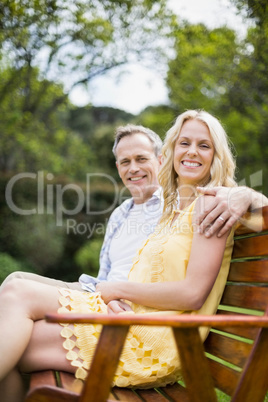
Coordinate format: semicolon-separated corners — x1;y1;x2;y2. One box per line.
1;109;267;401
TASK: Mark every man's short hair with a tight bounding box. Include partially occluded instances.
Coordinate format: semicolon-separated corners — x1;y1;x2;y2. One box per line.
113;124;162;158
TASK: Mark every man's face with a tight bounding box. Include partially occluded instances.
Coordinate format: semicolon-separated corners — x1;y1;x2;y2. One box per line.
115;133;161;204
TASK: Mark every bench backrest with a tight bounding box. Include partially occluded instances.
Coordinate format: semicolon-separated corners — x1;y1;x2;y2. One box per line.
204;206;268;397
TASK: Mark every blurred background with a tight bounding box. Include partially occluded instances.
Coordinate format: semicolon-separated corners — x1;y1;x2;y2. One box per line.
0;0;267;283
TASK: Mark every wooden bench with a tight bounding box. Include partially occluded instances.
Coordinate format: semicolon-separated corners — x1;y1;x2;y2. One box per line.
25;206;268;402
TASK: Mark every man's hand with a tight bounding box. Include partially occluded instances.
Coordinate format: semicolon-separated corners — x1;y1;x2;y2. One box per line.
107;300;133;315
196;186;253;237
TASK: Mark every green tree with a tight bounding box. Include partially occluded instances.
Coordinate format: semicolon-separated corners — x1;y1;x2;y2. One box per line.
67;105;135;177
0;65;94;177
137;105;177;139
0;0;175;117
167;23;238;115
0;0;175;175
0;253;29;284
75;238;103;277
166;20;268;194
231;0;268;25
228;0;268;193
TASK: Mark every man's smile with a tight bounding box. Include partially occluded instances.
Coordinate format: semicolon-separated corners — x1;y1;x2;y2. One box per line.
128;176;146;181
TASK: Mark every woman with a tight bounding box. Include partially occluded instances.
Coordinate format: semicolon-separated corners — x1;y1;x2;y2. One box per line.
0;110;237;401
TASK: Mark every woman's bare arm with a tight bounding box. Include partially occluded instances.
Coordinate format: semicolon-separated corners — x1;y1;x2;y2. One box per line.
97;196;231;311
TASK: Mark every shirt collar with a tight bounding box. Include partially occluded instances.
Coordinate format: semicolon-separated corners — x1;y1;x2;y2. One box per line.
127;186;162;210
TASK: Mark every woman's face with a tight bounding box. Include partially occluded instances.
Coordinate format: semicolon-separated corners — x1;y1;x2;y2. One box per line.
173;119;215;187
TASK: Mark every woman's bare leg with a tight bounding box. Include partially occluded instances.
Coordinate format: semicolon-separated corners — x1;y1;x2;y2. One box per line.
0;278;64;380
0;369;26;402
1;271;81;290
0;320;75;402
19;319;76;374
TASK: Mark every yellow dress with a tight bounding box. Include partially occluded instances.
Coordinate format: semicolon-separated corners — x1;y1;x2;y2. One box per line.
58;199;234;388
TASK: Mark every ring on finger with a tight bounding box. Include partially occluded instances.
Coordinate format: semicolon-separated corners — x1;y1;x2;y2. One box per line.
218;216;225;222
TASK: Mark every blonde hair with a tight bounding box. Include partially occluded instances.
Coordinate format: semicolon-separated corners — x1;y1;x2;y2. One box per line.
158;110;237;221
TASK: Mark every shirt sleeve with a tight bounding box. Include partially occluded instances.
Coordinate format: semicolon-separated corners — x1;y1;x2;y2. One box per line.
79;198;132;289
97;200;130;280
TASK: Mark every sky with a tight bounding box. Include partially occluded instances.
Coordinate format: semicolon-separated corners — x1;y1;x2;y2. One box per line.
69;0;247;115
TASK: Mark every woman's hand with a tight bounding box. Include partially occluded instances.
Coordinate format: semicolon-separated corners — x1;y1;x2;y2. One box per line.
96;281;119;304
107;300;133;315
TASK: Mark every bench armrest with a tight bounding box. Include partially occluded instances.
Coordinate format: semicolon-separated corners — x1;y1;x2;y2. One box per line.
45;312;268;402
46;312;268;328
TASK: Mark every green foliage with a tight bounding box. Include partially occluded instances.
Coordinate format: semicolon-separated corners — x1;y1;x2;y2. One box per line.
0;0;174;109
0;65;95;177
75;238;103;277
166;19;268;194
226;2;268;192
0;253;28;284
231;0;268;26
137;105;178;139
0;174;117;281
0;0;175;177
0;0;268;285
5;214;66;274
67;106;135;177
167;23;238;114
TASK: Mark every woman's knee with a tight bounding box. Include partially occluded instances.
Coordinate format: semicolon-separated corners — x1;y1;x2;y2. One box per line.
0;278;25;306
1;271;27;288
0;278;39;308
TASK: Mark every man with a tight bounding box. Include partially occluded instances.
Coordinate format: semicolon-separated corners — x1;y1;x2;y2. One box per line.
2;124;267;290
80;124;163;291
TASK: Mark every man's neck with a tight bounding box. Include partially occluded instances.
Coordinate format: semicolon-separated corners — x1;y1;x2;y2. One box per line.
132;186;160;205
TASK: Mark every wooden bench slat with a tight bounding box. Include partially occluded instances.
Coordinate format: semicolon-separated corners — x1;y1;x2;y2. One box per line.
29;370;57;389
60;372;83;394
107;393;118;401
215;310;259;339
234;207;268;235
113;387;143;401
262;207;268;230
26;386;79;402
220;284;268;311
136;388;168;401
27;371;80;402
160;382;189;402
232;234;268;259
207;358;240;396
228;259;268;282
205;332;252;368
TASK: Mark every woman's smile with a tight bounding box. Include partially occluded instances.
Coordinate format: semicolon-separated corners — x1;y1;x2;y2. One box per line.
181;160;202;168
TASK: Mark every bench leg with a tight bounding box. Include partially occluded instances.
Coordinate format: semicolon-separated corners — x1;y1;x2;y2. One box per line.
80;325;129;402
231;328;268;402
173;327;217;402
